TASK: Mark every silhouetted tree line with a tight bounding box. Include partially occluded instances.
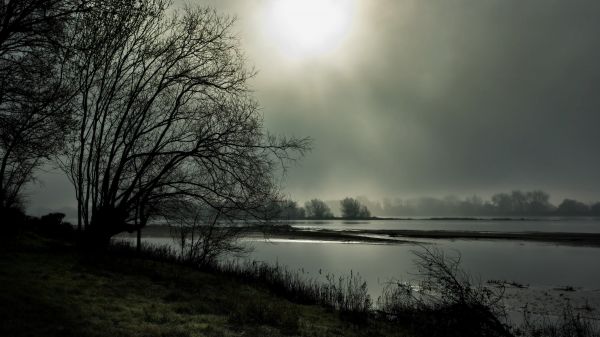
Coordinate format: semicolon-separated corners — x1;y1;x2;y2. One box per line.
270;197;372;219
3;209;74;238
270;191;600;219
368;191;600;217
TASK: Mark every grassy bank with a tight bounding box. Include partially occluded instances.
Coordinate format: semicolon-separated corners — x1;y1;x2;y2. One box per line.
5;232;595;337
0;233;412;337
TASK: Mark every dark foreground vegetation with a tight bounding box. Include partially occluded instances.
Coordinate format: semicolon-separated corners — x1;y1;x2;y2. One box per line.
1;232;408;337
3;226;600;337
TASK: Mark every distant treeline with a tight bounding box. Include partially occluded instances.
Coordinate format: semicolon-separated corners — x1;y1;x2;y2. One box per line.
274;191;600;219
273;197;371;220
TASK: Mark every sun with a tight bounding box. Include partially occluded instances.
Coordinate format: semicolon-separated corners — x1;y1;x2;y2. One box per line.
265;0;356;59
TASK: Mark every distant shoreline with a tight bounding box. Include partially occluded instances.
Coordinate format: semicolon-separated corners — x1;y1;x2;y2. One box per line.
127;224;600;247
276;216;600;221
257;227;600;247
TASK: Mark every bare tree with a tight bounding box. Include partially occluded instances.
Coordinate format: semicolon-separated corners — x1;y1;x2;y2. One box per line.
304;198;333;219
276;199;306;220
60;0;308;248
340;197;370;219
0;0;83;214
0;0;83;54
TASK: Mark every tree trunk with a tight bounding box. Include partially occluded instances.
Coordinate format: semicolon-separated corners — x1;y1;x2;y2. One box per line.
136;228;141;253
82;206;129;251
81;226;114;252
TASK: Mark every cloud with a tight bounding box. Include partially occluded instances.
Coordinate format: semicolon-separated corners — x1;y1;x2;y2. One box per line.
253;0;600;201
27;0;600;213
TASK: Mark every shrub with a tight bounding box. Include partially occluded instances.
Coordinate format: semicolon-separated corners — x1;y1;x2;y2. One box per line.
29;213;74;240
0;206;26;235
377;246;511;337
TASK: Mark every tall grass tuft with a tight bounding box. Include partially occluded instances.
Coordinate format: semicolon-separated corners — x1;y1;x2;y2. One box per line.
514;303;600;337
110;240;372;320
213;260;372;319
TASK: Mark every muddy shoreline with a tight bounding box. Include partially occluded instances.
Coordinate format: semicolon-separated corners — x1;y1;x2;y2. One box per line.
130;225;600;247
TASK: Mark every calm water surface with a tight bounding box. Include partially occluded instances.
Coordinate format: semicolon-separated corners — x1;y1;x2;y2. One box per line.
134;219;600;321
242;239;600;291
140;219;600;289
141;235;600;296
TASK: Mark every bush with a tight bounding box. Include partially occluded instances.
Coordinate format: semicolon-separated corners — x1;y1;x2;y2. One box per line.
0;207;26;235
29;213;74;240
167;204;247;268
377;246;511;337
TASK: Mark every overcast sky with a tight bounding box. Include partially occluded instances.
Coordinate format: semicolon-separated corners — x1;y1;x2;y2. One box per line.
27;0;600;214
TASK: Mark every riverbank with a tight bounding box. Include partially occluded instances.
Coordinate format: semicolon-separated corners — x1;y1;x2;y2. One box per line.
4;232;599;336
0;233;414;337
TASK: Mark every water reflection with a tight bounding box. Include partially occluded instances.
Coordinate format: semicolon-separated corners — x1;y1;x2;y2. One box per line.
138;236;600;291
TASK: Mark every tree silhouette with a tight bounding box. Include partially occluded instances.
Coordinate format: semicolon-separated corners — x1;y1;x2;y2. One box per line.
340;197;370;219
556;199;589;216
60;0;308;247
0;0;81;215
304;199;333;219
591;202;600;216
274;199;306;220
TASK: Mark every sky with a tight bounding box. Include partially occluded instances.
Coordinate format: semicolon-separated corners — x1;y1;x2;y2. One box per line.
27;0;600;215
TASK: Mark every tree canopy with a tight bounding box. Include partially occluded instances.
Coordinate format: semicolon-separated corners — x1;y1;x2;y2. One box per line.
58;0;308;246
0;0;80;213
340;197;371;219
304;199;333;219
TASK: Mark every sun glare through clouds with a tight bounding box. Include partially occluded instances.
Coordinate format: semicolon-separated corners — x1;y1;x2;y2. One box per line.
264;0;356;59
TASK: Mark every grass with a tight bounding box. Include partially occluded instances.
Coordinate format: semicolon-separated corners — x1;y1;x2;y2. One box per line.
0;233;412;337
514;304;600;337
110;239;373;319
213;260;372;318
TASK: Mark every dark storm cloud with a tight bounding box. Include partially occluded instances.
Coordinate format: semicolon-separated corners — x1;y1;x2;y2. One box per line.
254;0;600;201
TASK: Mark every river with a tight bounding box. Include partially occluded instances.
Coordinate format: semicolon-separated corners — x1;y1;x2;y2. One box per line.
129;218;600;322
